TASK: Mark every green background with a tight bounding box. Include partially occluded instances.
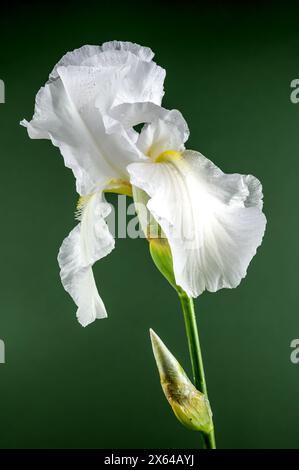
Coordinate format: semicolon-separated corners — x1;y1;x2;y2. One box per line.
0;1;298;449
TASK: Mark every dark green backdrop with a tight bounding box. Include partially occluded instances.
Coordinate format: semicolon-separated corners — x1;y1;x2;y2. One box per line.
0;1;298;449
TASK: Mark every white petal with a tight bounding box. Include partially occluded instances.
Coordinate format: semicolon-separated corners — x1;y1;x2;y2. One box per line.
21;66;144;194
94;57;165;110
137;112;189;159
21;43;165;194
48;42;165;110
58;191;114;327
100;41;154;62
128;150;266;297
49;45;104;81
49;41;155;81
109;101;189;158
110;101;188;134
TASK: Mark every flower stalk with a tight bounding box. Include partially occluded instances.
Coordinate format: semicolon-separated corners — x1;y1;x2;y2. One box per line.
149;238;216;449
178;292;216;449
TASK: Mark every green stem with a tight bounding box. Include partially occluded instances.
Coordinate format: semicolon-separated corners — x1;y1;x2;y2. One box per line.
179;292;216;450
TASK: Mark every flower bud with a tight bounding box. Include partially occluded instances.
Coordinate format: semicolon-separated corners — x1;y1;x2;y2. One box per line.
149;238;179;292
132;186;180;292
150;329;213;434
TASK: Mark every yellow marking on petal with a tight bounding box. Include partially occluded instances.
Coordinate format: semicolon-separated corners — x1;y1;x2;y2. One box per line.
75;193;95;220
155;150;182;163
76;193;94;209
105;178;132;197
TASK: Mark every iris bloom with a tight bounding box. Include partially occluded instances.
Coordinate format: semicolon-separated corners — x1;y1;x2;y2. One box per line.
22;41;266;327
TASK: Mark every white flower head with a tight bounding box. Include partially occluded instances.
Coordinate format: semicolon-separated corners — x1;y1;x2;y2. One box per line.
22;41;266;326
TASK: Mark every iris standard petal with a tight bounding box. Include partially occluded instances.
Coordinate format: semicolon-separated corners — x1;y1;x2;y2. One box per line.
21;75;119;195
58;191;114;326
21;42;166;194
128;150;266;297
49;41;155;81
108;101;189;159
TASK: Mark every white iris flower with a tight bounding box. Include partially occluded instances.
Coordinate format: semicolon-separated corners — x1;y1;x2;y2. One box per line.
21;41;266;327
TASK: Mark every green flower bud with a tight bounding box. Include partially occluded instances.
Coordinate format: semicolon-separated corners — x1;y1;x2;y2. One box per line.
149;238;179;292
132;185;180;292
150;329;213;434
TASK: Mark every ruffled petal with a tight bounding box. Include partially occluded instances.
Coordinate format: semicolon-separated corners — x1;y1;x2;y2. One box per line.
109;101;189;159
20;68;153;194
58;191;114;326
49;41;155;81
21;75;118;194
21;42;166;194
128;150;266;297
100;41;154;61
